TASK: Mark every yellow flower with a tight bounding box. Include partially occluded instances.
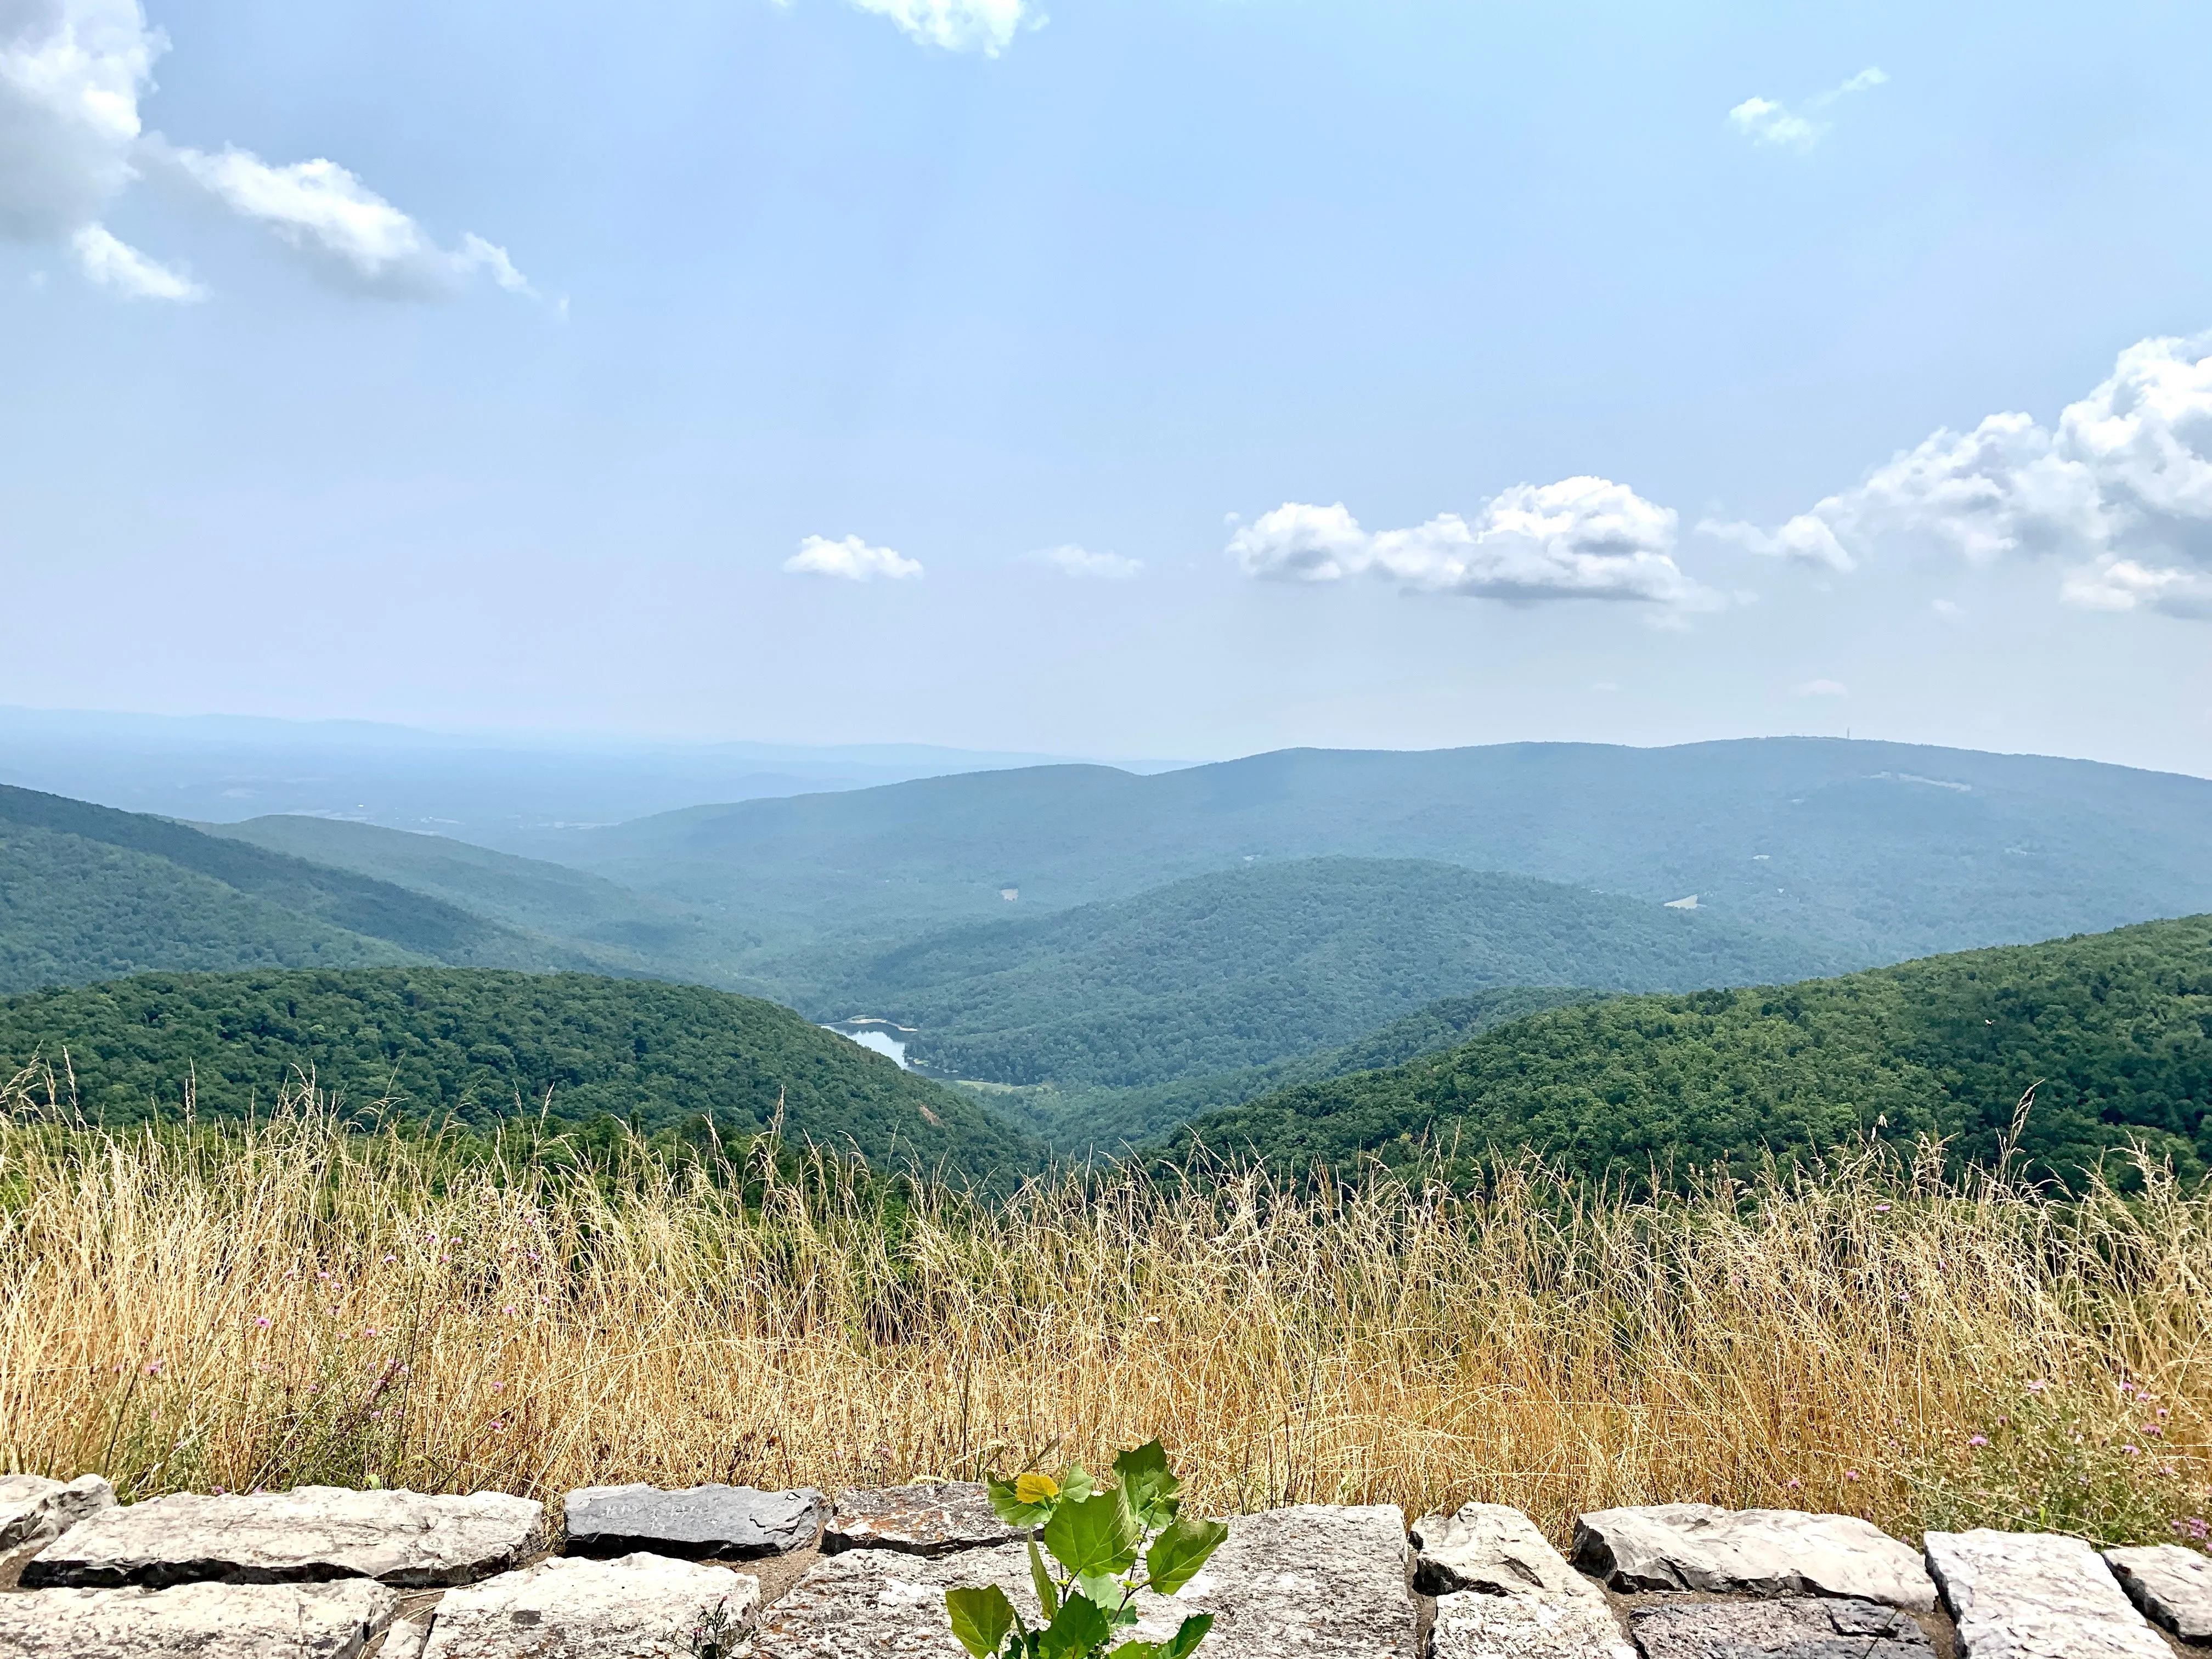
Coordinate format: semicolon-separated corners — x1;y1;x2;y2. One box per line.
1014;1472;1061;1505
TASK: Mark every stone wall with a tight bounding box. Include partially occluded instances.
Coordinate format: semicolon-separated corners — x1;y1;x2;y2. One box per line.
0;1469;2205;1656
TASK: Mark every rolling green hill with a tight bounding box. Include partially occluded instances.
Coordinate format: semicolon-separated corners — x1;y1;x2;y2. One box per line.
0;786;632;994
831;857;1838;1092
556;740;2212;983
970;984;1604;1152
0;968;1037;1177
204;815;740;984
1171;915;2212;1184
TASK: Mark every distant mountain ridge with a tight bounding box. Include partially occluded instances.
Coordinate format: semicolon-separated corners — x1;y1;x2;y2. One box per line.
551;739;2212;981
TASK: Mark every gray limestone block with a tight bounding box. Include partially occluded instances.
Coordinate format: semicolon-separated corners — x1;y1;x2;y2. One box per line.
0;1471;116;1550
21;1485;548;1590
0;1576;398;1657
1924;1528;2170;1659
755;1502;1416;1658
822;1481;1014;1557
2104;1543;2212;1644
417;1551;759;1658
1628;1596;1934;1658
561;1482;826;1560
1430;1588;1633;1658
1570;1505;1935;1611
1409;1501;1605;1602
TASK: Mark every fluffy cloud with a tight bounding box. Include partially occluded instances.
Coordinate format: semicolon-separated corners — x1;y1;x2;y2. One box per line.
157;143;532;299
1027;544;1141;579
1728;66;1887;151
0;0;531;302
784;534;924;581
71;218;198;298
1228;477;1708;608
847;0;1032;54
1718;333;2212;620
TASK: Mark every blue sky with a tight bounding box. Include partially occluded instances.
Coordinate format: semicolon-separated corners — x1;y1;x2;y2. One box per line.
7;0;2212;772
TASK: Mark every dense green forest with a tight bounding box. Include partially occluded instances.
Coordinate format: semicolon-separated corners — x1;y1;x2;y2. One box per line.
0;968;1034;1177
560;739;2212;978
827;858;1835;1090
0;786;638;993
970;985;1601;1151
1172;915;2212;1184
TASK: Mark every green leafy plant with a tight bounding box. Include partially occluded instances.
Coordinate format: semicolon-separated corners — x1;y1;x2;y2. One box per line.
944;1440;1227;1659
684;1593;748;1659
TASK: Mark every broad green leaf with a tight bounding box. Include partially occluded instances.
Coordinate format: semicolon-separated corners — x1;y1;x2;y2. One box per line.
1042;1487;1143;1578
1036;1590;1111;1659
946;1586;1017;1659
1073;1570;1126;1618
1163;1613;1214;1659
1027;1535;1060;1622
1106;1643;1161;1659
1060;1465;1097;1504
1144;1516;1228;1598
987;1474;1056;1528
1111;1440;1181;1528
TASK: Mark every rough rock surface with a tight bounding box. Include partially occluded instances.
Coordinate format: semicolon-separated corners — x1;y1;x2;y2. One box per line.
2104;1544;2212;1644
1628;1596;1934;1657
755;1503;1414;1658
418;1551;759;1658
1430;1589;1632;1658
21;1486;546;1589
1409;1501;1605;1602
562;1483;825;1560
1570;1505;1936;1611
1924;1529;2170;1659
0;1472;115;1551
822;1481;1014;1557
0;1576;397;1656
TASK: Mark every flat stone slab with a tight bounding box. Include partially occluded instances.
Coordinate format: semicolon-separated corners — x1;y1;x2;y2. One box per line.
1431;1589;1632;1658
1571;1504;1935;1611
1628;1596;1934;1657
756;1502;1415;1657
1925;1529;2170;1658
418;1551;760;1657
822;1481;1014;1557
0;1472;115;1550
21;1486;546;1589
2104;1544;2212;1644
562;1482;825;1560
1410;1500;1606;1602
0;1576;397;1656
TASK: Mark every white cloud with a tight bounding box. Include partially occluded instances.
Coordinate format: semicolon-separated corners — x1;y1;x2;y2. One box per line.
0;0;157;240
0;0;532;302
1228;477;1710;608
1728;66;1887;151
71;218;198;298
1732;332;2212;620
1791;678;1848;697
840;0;1032;54
156;144;534;299
1027;544;1142;579
784;534;924;582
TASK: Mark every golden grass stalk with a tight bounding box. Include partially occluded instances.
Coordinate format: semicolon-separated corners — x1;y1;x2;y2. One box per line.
0;1073;2204;1548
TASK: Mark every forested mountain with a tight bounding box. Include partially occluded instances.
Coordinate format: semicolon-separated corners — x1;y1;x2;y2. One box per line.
0;785;597;992
0;969;1034;1177
556;739;2212;979
207;815;740;983
978;984;1604;1152
1172;915;2212;1184
832;857;1837;1090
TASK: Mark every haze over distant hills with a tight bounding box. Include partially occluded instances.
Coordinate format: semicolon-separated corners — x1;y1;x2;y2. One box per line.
550;738;2212;978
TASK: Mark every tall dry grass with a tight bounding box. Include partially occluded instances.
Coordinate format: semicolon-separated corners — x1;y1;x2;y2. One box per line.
0;1071;2205;1548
